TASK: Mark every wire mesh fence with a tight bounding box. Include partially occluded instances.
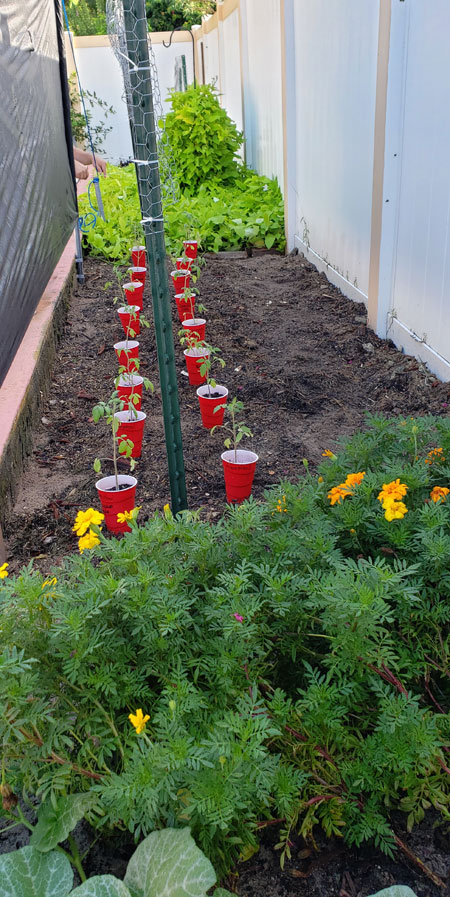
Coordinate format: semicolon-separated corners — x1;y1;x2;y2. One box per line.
106;0;179;230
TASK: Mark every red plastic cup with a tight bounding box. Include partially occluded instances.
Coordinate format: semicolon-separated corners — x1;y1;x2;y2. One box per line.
197;385;228;429
129;266;147;286
131;245;146;267
221;450;258;503
114;340;139;373
114;410;146;458
183;240;198;260
118;305;140;337
171;270;190;292
176;257;192;271
175;294;195;323
181;317;206;342
95;474;137;533
123;281;144;311
116;374;143;412
183;348;209;386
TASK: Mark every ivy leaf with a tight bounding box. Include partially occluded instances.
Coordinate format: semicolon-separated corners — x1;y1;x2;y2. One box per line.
0;845;73;897
71;876;132;897
30;793;94;853
124;828;216;897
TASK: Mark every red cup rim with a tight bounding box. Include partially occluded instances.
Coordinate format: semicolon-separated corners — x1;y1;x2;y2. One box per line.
221;450;259;465
96;474;137;493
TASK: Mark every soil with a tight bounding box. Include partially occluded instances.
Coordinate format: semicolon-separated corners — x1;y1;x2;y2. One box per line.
4;251;450;570
2;250;450;891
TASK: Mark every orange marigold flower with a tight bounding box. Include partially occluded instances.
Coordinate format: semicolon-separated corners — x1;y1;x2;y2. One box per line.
345;472;365;487
377;479;408;505
425;447;445;465
328;485;351;505
430;486;450;503
322;450;336;459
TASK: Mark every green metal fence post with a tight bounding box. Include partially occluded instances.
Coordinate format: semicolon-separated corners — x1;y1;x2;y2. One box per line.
122;0;187;513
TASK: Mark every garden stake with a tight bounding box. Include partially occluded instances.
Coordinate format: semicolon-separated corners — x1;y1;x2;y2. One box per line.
121;0;187;513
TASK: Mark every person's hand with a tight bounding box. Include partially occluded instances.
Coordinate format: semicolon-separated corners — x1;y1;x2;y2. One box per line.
75;160;89;180
94;155;107;177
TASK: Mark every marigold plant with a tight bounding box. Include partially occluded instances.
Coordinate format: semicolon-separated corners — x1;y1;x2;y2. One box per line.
1;414;450;875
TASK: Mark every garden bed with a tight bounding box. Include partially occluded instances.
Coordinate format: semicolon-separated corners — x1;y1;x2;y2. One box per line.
3;251;450;570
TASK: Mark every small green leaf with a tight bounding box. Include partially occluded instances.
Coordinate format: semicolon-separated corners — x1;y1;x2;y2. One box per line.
31;793;94;853
124;828;216;897
71;876;132;897
0;846;73;897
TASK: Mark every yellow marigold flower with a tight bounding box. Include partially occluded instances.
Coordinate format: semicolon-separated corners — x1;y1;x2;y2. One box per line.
117;506;141;524
425;447;445;465
345;472;365;487
163;503;172;518
430;486;450;503
73;508;104;537
78;529;101;553
349;528;356;535
384;501;408;522
0;563;9;580
322;450;336;460
42;577;57;590
129;708;150;734
377;479;408;505
318;476;324;483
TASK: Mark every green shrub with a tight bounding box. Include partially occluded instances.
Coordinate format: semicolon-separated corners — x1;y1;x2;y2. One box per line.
146;0;216;30
79;163;285;258
163;84;244;193
2;416;450;874
66;0;107;36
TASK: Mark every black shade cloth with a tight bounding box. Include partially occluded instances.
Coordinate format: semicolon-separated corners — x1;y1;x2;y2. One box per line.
0;0;77;388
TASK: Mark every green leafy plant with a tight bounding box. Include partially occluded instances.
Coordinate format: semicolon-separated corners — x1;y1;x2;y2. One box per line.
0;829;232;897
66;0;107;36
92;392;136;485
146;0;216;30
163;84;244;194
211;397;253;459
3;416;450;875
69;75;115;153
78;164;285;260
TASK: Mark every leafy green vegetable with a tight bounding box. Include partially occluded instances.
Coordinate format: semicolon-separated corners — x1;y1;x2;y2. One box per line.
71;878;132;897
124;829;217;897
79;164;285;260
30;793;94;853
0;846;73;897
